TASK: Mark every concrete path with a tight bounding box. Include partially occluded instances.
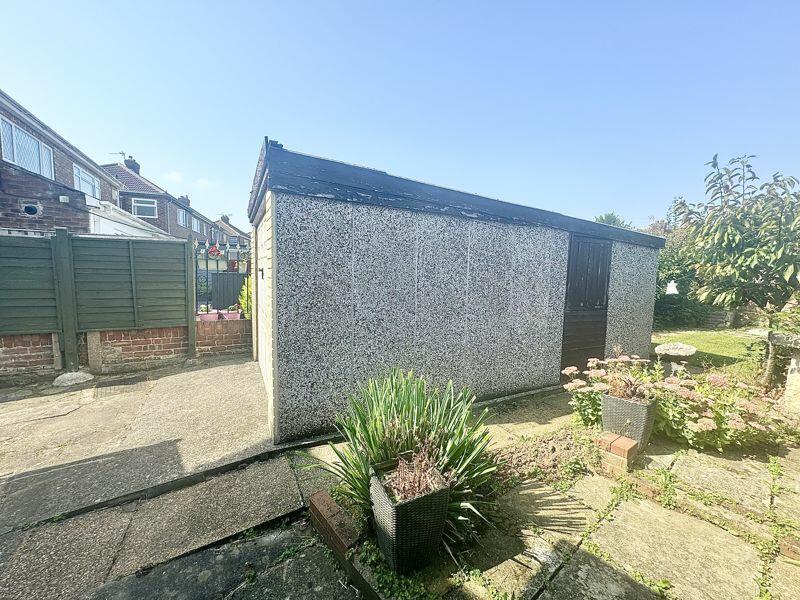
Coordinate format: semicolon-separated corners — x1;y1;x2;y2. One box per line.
0;356;273;529
0;456;309;600
86;518;358;600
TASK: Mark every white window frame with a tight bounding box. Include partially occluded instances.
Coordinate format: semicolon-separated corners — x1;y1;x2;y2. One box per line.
73;164;102;200
192;216;201;233
177;208;188;227
132;198;158;219
0;117;54;179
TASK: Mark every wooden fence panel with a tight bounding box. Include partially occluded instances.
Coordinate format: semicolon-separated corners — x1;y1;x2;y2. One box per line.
72;237;189;331
0;232;195;368
0;236;59;334
211;272;246;310
73;237;136;331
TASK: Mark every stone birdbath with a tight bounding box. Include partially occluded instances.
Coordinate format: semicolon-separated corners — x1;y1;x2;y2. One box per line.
768;331;800;416
654;342;697;375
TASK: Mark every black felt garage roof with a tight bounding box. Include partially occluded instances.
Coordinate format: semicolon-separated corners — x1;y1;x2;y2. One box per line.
248;138;665;249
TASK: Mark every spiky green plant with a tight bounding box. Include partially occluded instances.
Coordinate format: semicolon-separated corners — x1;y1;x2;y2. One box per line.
311;370;498;547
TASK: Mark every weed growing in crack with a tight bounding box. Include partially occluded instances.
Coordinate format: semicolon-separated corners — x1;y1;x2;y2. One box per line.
652;468;677;509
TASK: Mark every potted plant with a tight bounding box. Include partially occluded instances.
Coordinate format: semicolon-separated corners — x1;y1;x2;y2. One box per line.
224;304;243;320
197;305;218;322
600;375;657;447
369;445;451;574
562;354;657;447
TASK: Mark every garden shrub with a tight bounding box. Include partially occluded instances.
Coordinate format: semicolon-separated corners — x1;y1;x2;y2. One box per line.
653;294;712;330
562;354;795;451
561;353;657;426
312;370;498;547
651;371;791;450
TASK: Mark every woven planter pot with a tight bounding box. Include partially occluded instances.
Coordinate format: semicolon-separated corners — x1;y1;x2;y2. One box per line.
369;459;450;574
601;394;656;447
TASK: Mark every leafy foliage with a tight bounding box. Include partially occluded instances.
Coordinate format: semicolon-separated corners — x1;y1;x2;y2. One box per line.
675;155;800;310
652;201;712;329
562;350;794;451
238;275;252;319
312;370;498;547
594;211;633;229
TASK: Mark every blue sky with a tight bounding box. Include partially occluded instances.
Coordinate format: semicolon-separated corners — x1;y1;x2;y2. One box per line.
2;1;799;231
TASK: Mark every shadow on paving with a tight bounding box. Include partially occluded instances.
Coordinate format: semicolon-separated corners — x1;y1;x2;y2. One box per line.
0;440;184;530
0;356;274;530
85;519;358;600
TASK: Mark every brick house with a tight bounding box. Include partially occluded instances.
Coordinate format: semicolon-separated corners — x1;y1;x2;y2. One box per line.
102;159;217;242
215;215;250;249
0;89;168;238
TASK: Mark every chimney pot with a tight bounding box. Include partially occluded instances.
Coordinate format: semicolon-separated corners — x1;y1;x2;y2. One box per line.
124;156;140;174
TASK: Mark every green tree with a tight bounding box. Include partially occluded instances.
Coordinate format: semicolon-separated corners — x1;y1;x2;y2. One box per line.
594;212;633;229
676;155;800;385
675;155;800;311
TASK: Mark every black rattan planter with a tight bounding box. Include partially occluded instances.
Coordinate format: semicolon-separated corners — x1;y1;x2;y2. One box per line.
369;459;450;574
601;394;656;447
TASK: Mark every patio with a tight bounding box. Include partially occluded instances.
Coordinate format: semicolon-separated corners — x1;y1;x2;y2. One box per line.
1;380;799;598
396;391;800;600
0;355;273;530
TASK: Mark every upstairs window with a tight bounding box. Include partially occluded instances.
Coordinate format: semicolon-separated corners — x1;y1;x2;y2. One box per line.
73;164;101;199
132;198;158;218
177;208;188;227
192;216;201;232
1;117;54;179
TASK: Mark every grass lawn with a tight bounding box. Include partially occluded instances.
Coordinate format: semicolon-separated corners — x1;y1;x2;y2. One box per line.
650;327;767;381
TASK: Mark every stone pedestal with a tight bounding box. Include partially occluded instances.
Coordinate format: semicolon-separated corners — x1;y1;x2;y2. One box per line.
770;331;800;415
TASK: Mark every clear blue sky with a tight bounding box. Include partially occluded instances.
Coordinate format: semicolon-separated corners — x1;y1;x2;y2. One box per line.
3;1;799;231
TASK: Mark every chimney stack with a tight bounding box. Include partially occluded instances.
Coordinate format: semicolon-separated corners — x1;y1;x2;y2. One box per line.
177;195;191;206
124;155;140;174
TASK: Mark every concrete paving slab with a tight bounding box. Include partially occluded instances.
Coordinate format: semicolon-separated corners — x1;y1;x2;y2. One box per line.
0;508;132;600
632;436;683;471
288;450;340;506
776;447;800;526
495;480;596;550
592;499;761;600
469;528;563;599
538;549;660;600
770;556;800;600
486;393;573;440
230;544;356;599
567;474;616;511
0;357;274;528
109;457;302;579
87;520;355;600
671;448;772;516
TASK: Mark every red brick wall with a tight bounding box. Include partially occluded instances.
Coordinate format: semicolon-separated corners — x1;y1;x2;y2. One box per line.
0;162;90;232
118;192;213;242
196;319;252;356
100;327;190;370
0;333;55;374
0;104;118;205
97;321;251;372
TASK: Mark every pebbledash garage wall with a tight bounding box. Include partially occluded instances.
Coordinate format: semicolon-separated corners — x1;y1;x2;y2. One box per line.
248;139;664;443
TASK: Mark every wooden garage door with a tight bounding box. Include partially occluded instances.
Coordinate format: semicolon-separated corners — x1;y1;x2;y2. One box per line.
560;235;611;370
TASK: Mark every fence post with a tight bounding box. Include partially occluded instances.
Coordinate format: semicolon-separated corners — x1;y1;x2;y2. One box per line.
128;240;140;327
185;239;197;357
52;228;79;371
